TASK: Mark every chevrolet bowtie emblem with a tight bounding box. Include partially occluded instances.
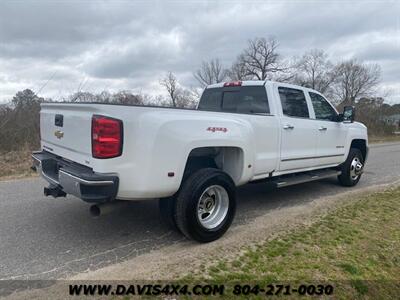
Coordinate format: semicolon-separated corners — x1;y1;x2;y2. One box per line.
54;130;64;139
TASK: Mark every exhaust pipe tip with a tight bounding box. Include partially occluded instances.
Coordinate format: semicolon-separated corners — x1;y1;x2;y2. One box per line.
89;200;128;217
89;205;101;217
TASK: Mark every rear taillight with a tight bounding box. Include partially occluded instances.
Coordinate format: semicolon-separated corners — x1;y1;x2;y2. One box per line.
92;115;123;159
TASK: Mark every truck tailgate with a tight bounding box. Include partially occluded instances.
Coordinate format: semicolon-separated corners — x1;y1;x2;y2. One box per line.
40;103;97;165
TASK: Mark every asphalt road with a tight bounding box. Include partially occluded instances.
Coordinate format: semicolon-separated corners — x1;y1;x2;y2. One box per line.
0;142;399;280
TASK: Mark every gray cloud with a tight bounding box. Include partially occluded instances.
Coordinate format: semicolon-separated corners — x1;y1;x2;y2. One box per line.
0;0;399;103
357;41;400;62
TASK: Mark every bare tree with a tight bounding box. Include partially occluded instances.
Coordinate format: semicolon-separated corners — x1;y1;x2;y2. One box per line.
112;91;144;105
69;91;97;102
291;49;335;94
160;71;178;107
234;37;283;80
227;59;250;81
97;91;112;103
194;58;228;87
176;88;198;109
333;59;381;104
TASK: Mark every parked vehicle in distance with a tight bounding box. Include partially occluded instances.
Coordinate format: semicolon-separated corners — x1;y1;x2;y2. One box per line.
32;80;368;242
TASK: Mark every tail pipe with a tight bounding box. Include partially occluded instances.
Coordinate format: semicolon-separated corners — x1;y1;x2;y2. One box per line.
89;201;127;217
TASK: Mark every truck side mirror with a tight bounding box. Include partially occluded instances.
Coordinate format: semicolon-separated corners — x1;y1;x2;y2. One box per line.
342;106;355;123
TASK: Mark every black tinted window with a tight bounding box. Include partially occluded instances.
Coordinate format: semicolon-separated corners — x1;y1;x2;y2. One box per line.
309;92;337;121
198;86;269;114
198;89;222;111
278;87;309;118
237;86;270;114
221;91;238;112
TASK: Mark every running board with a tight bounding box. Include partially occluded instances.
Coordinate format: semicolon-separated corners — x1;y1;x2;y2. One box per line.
273;169;341;188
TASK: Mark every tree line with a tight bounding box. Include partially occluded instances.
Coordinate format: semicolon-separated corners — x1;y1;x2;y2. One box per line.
0;36;399;153
191;37;381;106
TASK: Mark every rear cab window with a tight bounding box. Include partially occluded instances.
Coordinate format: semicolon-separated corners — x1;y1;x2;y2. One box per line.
198;86;270;115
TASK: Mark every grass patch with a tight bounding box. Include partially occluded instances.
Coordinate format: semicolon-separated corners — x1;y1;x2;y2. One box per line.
184;187;400;298
0;149;36;180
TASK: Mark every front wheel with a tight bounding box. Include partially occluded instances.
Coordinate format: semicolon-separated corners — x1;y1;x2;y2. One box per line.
338;148;364;187
174;168;236;243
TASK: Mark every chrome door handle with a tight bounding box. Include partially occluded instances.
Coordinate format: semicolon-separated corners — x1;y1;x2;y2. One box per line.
319;126;327;131
283;124;294;130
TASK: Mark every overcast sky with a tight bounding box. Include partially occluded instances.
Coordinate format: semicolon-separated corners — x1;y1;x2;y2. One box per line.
0;0;399;103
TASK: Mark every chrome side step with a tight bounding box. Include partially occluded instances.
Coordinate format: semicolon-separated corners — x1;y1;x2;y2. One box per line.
273;169;341;188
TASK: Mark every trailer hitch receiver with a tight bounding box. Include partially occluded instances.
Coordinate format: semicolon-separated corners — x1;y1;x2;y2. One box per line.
44;185;67;198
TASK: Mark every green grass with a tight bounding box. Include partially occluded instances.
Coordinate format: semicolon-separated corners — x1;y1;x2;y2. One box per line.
183;187;400;299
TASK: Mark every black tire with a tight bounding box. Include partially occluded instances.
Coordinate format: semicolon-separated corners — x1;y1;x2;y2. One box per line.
159;197;178;230
338;148;364;187
174;168;236;243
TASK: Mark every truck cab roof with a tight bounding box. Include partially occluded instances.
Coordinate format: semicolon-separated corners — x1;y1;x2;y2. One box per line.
206;80;329;100
206;80;267;89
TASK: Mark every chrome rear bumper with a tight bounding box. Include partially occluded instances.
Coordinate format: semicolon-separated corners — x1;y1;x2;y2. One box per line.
32;151;119;203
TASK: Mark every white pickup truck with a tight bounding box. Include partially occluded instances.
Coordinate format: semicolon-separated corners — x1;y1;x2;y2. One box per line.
32;80;368;242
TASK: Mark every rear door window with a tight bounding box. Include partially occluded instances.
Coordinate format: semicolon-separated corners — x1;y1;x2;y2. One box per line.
278;87;309;118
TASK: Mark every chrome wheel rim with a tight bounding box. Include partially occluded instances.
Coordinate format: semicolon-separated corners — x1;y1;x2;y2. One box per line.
197;185;229;229
350;156;363;180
